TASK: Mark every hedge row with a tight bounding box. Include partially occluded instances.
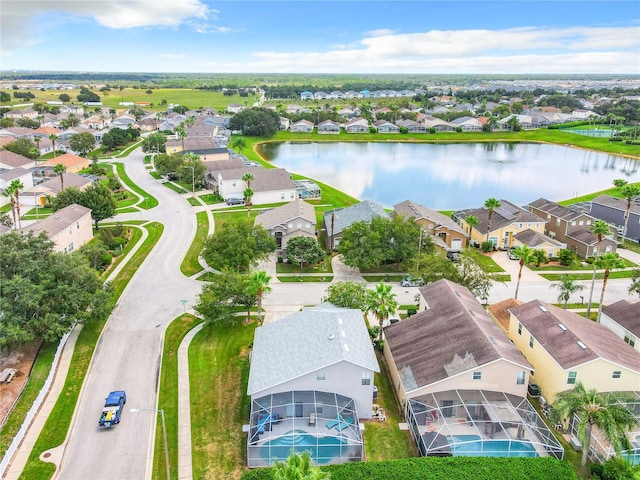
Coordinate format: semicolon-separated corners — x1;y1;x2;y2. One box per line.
241;456;577;480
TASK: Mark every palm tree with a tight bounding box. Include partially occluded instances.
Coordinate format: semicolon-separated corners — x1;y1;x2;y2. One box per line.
176;125;187;151
553;383;637;467
586;219;611;318
53;163;67;191
244;187;254;225
550;275;585;309
249;271;271;324
595;253;626;322
512;245;533;300
231;136;248;153
367;282;398;344
465;215;479;247
242;172;254;189
613;179;640;244
6;179;24;229
484;197;501;244
49;133;58;157
273;451;330;480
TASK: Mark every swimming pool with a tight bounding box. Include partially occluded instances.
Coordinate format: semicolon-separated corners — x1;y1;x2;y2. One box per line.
447;435;538;458
260;430;351;464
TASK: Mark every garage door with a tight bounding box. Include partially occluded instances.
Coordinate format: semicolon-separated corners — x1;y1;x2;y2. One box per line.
451;238;463;251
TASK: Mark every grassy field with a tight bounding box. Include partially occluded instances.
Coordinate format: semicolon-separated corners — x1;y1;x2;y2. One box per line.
1;88;253;113
275;256;333;274
189;320;258;480
112;162;158;209
180;211;209;277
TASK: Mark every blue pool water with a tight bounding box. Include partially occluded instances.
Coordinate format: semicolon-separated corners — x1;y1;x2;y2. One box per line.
261;430;349;464
447;435;538;458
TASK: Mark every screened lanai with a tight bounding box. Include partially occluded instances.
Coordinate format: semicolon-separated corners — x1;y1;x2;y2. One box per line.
406;389;564;459
247;390;363;468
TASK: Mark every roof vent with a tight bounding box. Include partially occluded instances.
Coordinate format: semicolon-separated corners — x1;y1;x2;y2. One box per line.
539;305;548;312
577;341;587;349
558;324;567;331
329;334;335;340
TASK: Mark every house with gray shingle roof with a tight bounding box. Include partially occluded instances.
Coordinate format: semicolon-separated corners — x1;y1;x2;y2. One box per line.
394;200;467;251
20;203;93;253
590;194;640;244
528;197;617;258
210;166;296;206
323;200;389;249
600;299;640;354
245;303;379;467
512;229;565;257
254;198;316;251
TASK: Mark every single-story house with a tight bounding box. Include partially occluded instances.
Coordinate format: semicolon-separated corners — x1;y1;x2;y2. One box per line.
323;200;389;249
0;150;36;170
39;153;90;174
512;229;566;258
209;167;297;206
246;303;379;467
345;117;369;133
373;120;400;133
290;120;314;133
317;120;340;134
395;119;427;133
0;167;34;191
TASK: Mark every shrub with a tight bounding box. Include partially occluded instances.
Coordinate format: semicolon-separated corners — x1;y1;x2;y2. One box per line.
429;127;436;134
481;241;494;253
407;308;417;316
558;249;575;267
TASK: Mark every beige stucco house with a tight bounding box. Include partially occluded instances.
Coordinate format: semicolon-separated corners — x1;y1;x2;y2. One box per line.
254;198;316;252
506;300;640;402
20;203;93;253
394;200;467;251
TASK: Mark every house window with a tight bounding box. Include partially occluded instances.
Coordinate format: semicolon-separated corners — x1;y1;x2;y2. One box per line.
77;221;80;229
624;333;636;347
305;223;310;228
472;372;482;380
517;323;522;335
517;371;526;385
535;223;540;228
317;371;326;381
362;372;371;385
232;181;236;187
556;219;561;226
571;221;576;226
529;336;534;348
68;242;74;252
567;371;577;384
288;223;293;228
281;193;285;200
519;223;523;228
579;220;584;226
612;371;621;379
297;223;302;228
587;220;591;225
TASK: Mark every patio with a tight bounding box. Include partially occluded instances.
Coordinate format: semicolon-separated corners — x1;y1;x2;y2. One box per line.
406;389;564;459
246;390;363;467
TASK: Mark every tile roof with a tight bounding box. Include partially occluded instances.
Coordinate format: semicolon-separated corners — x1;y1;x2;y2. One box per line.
323;200;389;236
602;299;640;337
40;153;88;169
384;280;531;392
254;198;316;229
247;304;379;395
394;200;466;235
508;300;640;372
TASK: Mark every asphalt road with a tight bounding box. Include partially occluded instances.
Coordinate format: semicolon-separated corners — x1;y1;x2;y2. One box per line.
56;149;202;480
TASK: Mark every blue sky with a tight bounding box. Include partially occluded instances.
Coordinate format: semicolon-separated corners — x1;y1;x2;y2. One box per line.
2;1;639;74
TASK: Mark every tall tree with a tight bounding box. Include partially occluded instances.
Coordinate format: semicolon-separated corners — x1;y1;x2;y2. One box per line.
248;270;271;324
175;125;187;151
586;219;612;318
54;163;67;191
629;268;640;298
550;275;585;309
553;383;637;467
3;181;19;230
286;236;325;270
465;215;479;246
613;179;640;244
367;282;398;344
6;179;24;230
230;136;248;153
512;245;533;300
594;253;626;322
49;133;58;157
242;172;256;224
82;184;118;229
324;281;371;311
69;131;96;157
273;451;330;480
484;197;501;243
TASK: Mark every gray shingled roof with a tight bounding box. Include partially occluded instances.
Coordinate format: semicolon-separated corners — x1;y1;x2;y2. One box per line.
592;194;640;215
218;167;295;193
323;200;389;235
0;167;30;182
508;300;640;372
0;150;32;168
462;199;545;234
513;229;564;247
383;279;531;392
602;299;640;337
254;198;316;230
247;304;380;395
394;200;466;235
38;173;92;194
528;198;584;221
20;203;91;238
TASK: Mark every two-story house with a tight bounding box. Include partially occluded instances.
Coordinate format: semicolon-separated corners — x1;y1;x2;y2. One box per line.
254;198;317;253
394;200;467;251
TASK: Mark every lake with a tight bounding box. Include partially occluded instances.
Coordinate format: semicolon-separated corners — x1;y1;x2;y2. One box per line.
258;142;640;210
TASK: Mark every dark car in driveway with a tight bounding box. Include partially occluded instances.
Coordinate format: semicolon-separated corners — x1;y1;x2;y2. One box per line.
225;197;245;206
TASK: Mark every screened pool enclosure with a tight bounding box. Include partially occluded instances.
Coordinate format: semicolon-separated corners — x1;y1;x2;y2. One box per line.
247;391;363;468
406;389;564;459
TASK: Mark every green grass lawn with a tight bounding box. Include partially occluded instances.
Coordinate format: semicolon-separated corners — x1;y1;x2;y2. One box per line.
180;211;208;277
541;270;634;281
163;182;188;193
198;193;224;205
463;249;505;273
364;352;415;461
152;314;201;480
277;275;334;282
362;275;405;282
112;162;158;209
149;171;162;180
116;190;139;209
189;320;258;480
275;256;333;274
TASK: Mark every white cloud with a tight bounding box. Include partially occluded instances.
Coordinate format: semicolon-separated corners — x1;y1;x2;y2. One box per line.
364;28;396;37
1;0;209;54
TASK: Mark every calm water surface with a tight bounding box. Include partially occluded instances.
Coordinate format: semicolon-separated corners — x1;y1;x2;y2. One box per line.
259;142;639;210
